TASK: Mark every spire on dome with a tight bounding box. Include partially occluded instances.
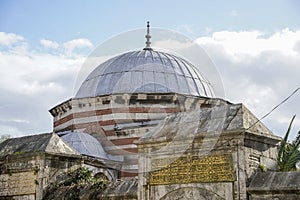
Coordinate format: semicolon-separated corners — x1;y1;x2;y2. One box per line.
143;21;153;51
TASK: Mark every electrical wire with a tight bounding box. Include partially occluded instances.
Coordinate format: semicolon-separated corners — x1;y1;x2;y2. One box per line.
216;86;300;148
247;87;300;130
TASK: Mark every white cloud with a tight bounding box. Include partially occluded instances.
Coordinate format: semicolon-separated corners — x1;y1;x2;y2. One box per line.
40;39;59;49
153;39;194;51
0;50;84;95
196;28;300;137
1;29;300;140
0;118;30;124
0;32;92;137
0;125;24;137
176;24;195;35
0;32;24;46
197;28;300;59
63;38;93;56
229;10;238;17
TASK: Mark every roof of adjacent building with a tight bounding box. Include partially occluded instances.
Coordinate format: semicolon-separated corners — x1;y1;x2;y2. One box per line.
0;133;79;157
76;49;214;98
138;101;280;144
248;171;300;193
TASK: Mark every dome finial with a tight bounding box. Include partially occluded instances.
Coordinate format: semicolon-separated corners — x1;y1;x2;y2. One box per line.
143;21;153;51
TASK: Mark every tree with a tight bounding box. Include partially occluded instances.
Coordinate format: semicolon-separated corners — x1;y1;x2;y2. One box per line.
277;115;300;171
0;134;11;143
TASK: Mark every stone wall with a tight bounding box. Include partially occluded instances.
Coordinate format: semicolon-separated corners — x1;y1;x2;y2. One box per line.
50;93;224;177
244;132;279;185
50;94;223;138
136;103;281;200
137;131;242;199
248;171;300;200
0;171;36;198
0;152;81;200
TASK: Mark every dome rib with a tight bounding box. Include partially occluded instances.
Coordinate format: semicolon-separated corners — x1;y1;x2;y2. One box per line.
76;50;214;98
178;56;202;96
61;131;108;160
167;53;192;95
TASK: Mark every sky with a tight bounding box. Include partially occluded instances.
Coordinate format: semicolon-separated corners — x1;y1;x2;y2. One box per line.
0;0;300;139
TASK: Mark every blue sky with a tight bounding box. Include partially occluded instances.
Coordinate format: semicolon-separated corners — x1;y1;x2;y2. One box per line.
0;0;300;139
1;0;299;43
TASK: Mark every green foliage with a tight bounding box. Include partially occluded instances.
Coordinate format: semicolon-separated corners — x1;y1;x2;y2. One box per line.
13;151;25;155
259;164;267;172
69;166;93;185
277;115;300;171
43;166;108;200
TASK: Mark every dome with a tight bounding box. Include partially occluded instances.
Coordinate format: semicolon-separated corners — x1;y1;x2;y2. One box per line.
76;50;214;98
60;131;107;160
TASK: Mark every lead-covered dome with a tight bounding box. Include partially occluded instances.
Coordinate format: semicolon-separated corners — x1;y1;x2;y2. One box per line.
76;49;214;98
60;131;107;160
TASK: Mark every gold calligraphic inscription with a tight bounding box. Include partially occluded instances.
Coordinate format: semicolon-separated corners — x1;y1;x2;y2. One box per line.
149;154;235;185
